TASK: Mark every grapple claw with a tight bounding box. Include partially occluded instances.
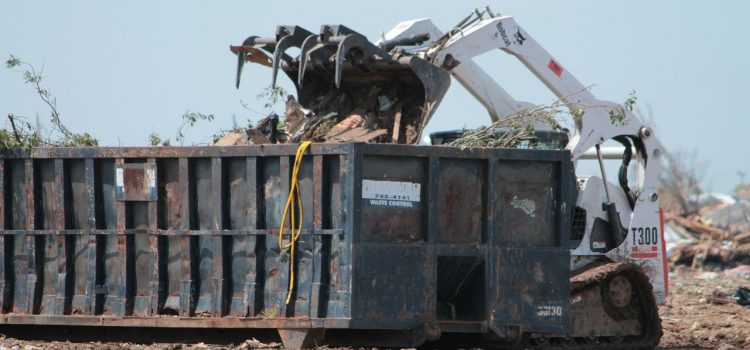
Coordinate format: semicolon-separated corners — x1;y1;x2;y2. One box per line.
232;24;451;144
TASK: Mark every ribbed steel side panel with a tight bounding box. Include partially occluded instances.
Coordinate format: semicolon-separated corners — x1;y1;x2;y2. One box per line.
0;145;352;325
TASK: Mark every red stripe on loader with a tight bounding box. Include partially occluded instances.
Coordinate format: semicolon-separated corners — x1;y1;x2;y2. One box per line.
660;208;669;295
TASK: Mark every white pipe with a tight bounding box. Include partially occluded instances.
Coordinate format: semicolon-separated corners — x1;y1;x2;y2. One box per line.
578;147;632;160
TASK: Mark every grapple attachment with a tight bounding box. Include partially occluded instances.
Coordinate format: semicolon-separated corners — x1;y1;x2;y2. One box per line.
230;25;450;144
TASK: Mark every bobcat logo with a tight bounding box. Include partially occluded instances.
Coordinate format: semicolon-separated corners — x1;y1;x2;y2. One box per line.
515;28;526;45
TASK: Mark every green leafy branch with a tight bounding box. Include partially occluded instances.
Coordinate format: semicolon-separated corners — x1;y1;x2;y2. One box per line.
4;55;97;151
256;85;287;111
608;90;637;126
175;111;214;145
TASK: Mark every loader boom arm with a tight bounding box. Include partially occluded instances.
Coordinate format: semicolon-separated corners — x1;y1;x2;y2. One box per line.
380;19;533;121
419;12;667;302
426;15;660;160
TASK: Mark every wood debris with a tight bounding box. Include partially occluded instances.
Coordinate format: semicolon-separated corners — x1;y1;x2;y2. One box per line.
665;213;728;240
666;210;750;270
391;105;402;143
324;114;364;140
284;95;307;139
213;132;245;146
268;84;423;145
245;129;271;144
325;128;387;143
317;112;388;143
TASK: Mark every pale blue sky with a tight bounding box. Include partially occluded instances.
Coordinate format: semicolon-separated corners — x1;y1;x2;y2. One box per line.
1;1;748;192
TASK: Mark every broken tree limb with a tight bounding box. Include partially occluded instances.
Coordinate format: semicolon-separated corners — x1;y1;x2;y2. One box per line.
7;114;22;143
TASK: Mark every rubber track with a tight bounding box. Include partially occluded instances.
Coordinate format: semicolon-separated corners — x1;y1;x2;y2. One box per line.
528;262;663;350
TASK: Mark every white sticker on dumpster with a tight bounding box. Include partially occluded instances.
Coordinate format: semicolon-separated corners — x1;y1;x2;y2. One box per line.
362;180;421;208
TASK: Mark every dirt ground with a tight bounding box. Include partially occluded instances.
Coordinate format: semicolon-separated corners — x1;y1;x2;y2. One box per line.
0;269;749;350
657;267;750;350
0;339;283;350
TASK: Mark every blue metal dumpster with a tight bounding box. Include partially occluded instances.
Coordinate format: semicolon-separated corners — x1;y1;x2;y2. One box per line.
0;143;573;348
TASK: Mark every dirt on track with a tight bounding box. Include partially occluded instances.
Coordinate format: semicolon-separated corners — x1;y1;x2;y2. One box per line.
1;269;750;350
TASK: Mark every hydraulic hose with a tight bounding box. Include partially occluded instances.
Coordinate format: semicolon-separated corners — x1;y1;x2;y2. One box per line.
613;136;636;209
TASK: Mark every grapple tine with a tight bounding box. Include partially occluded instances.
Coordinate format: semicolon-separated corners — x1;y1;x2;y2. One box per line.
298;34;319;88
272;35;293;88
333;36;347;89
235;35;260;89
236;50;246;89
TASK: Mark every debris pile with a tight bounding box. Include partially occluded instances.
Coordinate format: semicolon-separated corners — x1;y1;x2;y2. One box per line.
214;87;571;149
214;91;423;146
666;198;750;272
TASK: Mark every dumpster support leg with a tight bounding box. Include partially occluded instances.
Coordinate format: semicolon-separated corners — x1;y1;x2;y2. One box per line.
277;328;325;349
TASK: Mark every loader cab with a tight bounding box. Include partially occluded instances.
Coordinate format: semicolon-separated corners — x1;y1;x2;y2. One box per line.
429;129;569;150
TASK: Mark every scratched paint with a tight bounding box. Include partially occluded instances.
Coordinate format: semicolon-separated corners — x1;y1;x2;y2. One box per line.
510;196;537;217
